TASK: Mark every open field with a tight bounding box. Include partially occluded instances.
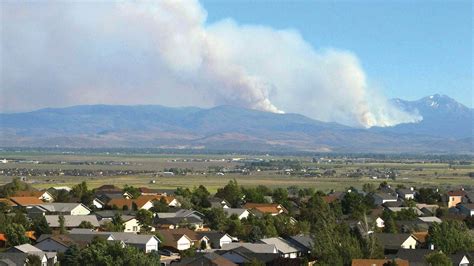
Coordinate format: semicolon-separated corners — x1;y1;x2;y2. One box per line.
0;151;473;193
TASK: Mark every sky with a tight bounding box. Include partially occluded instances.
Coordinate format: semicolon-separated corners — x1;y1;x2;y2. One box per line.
201;0;473;107
0;0;471;128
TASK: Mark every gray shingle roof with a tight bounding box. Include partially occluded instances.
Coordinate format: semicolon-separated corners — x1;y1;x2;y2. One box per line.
45;215;100;227
260;237;299;254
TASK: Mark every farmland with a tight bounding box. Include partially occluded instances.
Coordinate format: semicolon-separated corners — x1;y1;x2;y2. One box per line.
0;150;472;193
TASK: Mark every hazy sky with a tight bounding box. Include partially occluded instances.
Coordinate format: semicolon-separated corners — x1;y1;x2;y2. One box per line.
0;0;471;127
202;0;473;107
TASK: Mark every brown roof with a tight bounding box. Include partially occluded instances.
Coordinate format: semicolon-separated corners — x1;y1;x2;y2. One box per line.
9;196;44;206
158;229;195;249
322;195;339;204
352;259;409;266
447;190;467;197
412;232;428;243
107;197;151;209
136;195;175;204
95;185;122;193
0;198;17;207
13;190;44;198
244;203;287;214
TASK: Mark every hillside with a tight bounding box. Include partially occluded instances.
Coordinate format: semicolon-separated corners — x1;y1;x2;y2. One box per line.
0;98;472;153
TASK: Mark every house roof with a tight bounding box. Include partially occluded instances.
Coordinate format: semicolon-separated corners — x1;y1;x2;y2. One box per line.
221;243;278;254
95;185;122;192
9;243;43;253
388;207;424;215
459;203;474;210
287;234;313;250
395;249;435;265
157;229;194;249
418;216;442;223
13;190;47;198
38;203;90;213
411;232;428;244
260;237;299;254
9;196;44;206
375;233;414;249
0;198;17;207
94;210;136;219
397;188;415;195
374;193;398;200
244;203;287;214
224;208;248;217
156;216;203;226
351;259;409;266
107;197;151;209
45;215;100;227
447;190;467;197
108;232;160;245
177;253;237;266
322;195;339;204
0;253;28;266
37;233;113;248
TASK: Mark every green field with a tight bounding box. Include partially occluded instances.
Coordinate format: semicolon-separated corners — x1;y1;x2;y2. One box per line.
0;152;472;193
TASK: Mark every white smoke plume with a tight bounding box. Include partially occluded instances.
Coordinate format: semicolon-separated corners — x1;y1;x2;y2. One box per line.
0;0;421;127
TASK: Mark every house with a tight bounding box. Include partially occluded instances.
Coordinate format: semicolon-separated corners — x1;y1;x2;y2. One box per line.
0;253;34;266
5;243;57;266
197;231;234;249
209;198;231;209
92;198;105;209
417;216;442;224
411;232;429;248
35;234;114;253
9;196;44;207
351;258;409;266
373;193;398;205
375;233;418;253
215;246;280;265
285;234;313;255
387;207;424;216
155;210;205;230
450;252;470;266
221;243;278;254
107;232;160;253
447;189;467;208
244;203;287;216
224;208;250;220
13;190;54;202
138;187;163;196
395;248;434;266
107;198;153;211
458;203;474;216
37;203;91;215
397;188;416;200
260;237;300;258
158;229;194;251
122;216;143;233
95;185;123;194
66;230;160;253
45;215;100;229
175;252;237;266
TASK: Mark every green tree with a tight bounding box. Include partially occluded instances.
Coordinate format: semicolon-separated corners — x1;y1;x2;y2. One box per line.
31;216;52;237
26;255;42;266
151;197;169;213
425;252;452;266
428;220;474;254
108;213;125;232
215;179;243;207
78;221;95;229
415;188;440;204
204;208;228;231
136;209;154;232
382;210;398;233
5;224;29;246
191;185;211;208
123;185;141;199
58;215;67;234
61;245;81;266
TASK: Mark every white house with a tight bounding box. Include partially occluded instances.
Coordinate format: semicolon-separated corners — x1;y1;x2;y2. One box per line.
92;198;105;209
397;188;416;200
176;235;193;250
39;203;91;216
260;237;300;258
224;208;250;220
375;217;385;228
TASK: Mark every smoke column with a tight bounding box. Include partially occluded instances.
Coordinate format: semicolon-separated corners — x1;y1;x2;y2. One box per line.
0;0;421;127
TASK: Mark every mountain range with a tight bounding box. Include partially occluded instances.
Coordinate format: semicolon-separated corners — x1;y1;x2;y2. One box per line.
0;94;472;153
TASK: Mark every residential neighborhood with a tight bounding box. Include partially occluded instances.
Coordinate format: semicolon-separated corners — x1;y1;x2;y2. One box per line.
0;177;472;265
